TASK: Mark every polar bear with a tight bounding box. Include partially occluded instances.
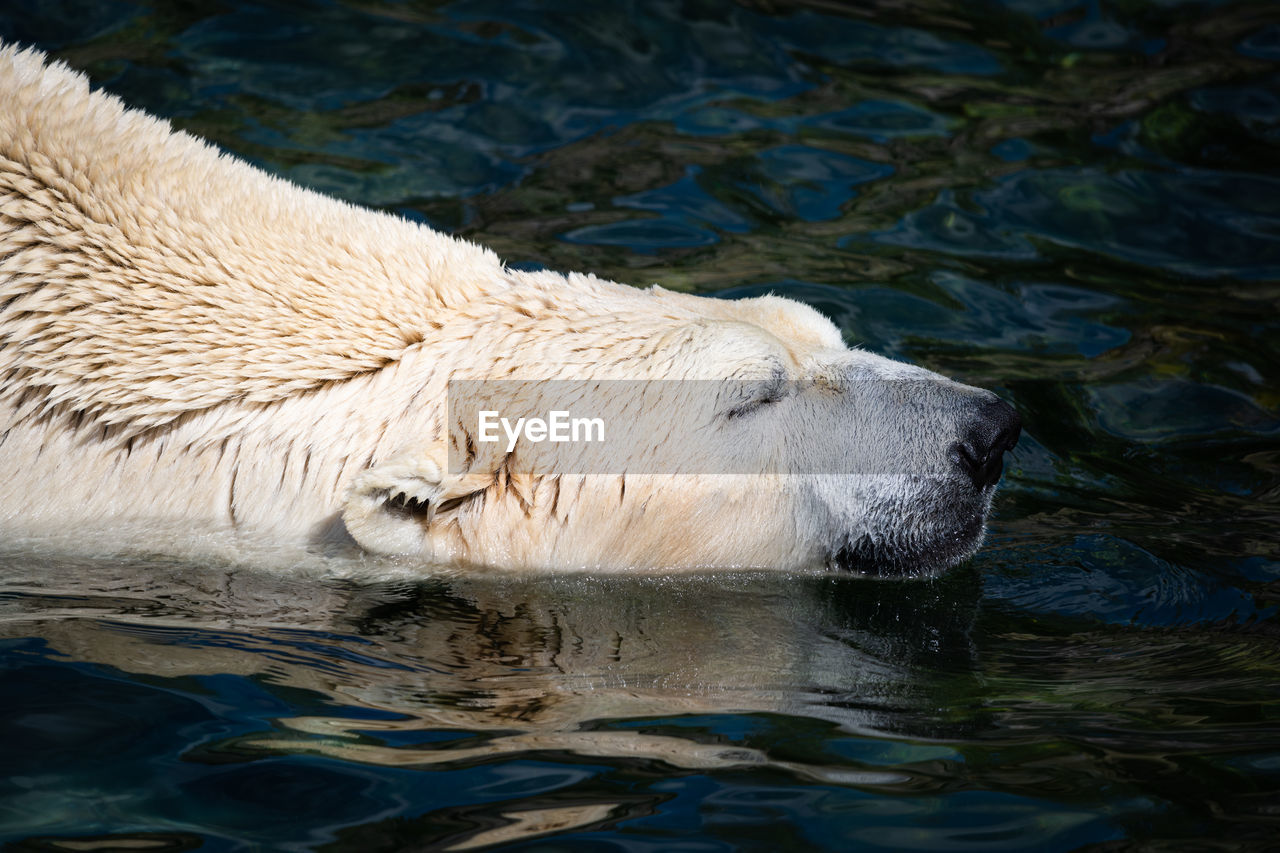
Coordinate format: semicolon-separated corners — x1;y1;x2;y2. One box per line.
0;44;1020;575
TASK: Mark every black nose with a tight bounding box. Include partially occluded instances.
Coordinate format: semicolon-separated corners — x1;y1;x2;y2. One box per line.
950;398;1021;490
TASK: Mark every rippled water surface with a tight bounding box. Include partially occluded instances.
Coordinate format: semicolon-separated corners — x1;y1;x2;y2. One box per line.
3;1;1279;850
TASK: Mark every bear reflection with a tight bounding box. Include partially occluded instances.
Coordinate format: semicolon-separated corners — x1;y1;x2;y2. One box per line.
3;558;980;775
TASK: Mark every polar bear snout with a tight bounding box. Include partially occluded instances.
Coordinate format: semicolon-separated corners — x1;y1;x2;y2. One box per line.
804;376;1022;578
949;398;1022;490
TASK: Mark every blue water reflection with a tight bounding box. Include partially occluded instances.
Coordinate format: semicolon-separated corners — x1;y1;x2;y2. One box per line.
743;146;895;222
806;100;954;142
717;274;1130;360
565;167;749;249
855;168;1280;278
985;535;1272;627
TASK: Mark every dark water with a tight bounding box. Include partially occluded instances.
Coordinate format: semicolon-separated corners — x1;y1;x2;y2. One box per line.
3;0;1279;850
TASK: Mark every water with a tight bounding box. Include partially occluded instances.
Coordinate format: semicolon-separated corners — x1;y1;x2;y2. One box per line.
2;0;1279;849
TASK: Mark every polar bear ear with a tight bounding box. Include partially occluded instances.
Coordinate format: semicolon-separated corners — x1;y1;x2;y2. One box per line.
340;454;490;556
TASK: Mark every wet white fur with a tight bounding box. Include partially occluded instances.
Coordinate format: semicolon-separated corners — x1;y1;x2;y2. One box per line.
0;44;991;573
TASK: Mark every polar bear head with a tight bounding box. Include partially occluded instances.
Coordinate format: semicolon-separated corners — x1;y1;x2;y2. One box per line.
340;271;1020;577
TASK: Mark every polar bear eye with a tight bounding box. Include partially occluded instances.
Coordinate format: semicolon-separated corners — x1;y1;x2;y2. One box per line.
722;367;790;420
724;393;780;420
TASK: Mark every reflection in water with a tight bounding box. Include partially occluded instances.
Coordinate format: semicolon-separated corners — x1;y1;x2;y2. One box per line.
3;552;1276;849
446;803;618;850
0;556;983;848
0;556;980;754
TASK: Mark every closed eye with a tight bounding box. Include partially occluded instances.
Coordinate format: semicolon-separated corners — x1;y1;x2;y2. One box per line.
723;366;790;420
724;394;780;420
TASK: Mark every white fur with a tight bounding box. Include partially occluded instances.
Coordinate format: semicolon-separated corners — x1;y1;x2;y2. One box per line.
0;44;999;574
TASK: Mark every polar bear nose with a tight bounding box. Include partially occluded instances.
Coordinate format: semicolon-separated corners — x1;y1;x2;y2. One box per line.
950;398;1022;490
